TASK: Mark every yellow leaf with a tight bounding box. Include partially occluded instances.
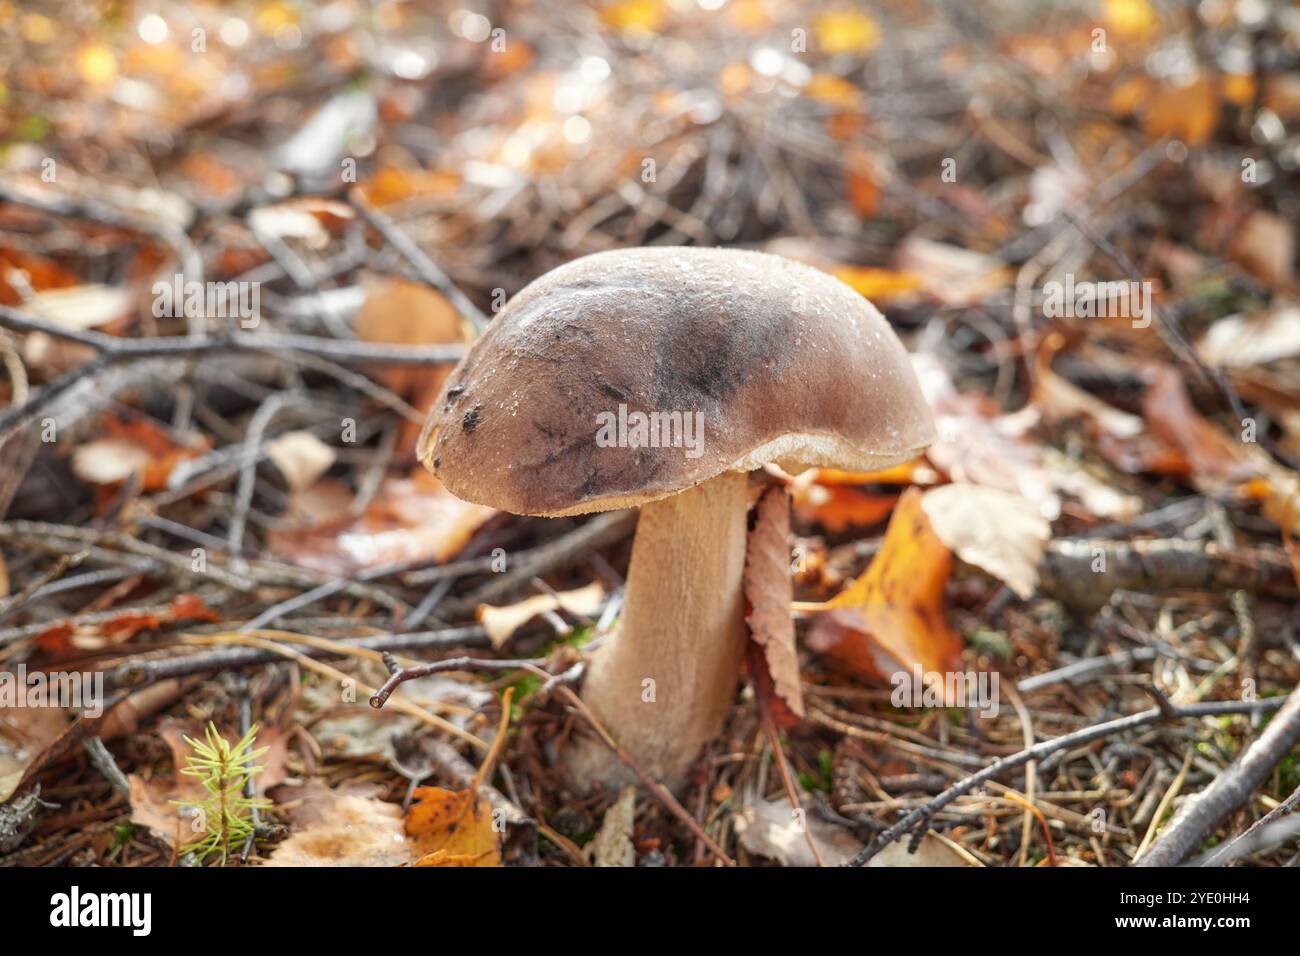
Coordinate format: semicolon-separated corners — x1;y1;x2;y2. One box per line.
406;788;501;866
833;266;924;302
805;73;862;110
256;2;299;32
601;0;666;34
77;43;118;88
815;10;881;56
1103;0;1158;38
404;689;514;867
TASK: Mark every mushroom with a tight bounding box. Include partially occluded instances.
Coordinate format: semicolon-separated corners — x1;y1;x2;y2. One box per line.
418;247;935;792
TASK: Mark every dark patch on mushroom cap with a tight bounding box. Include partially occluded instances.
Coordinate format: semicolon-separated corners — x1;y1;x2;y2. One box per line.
462;404;481;434
418;247;935;516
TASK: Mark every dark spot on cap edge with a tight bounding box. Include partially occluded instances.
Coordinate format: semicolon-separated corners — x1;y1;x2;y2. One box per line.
463;405;481;433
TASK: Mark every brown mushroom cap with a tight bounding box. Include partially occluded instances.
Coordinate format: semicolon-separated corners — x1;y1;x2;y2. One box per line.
418;247;935;516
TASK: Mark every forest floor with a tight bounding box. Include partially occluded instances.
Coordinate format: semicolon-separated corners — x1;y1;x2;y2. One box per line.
1;0;1299;868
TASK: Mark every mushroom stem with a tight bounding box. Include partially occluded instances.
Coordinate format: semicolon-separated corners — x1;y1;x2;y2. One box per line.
568;469;750;793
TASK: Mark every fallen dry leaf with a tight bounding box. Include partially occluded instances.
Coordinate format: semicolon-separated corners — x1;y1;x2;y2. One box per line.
802;487;964;688
867;832;975;867
743;486;804;718
1142;363;1258;486
267;468;494;575
265;430;336;493
586;786;637;867
814;8;880;55
476;581;605;649
71;413;210;494
0;245;80;302
1142;78;1220;147
357;165;461;208
913;352;1060;519
733;798;861;867
35;593;219;653
920;483;1050;599
355;277;468;454
833;266;924;303
24;283;132;330
354;278;466;396
733;797;973;867
405;786;501;866
1229;210;1294;289
0;706;73;803
599;0;667;35
1033;336;1143;440
896;237;1010;307
404;688;513;867
1198;306;1300;368
264;781;414;867
1103;0;1158;38
791;480;898;532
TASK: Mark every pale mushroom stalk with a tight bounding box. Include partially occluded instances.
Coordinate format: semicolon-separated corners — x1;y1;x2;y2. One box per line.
567;471;749;791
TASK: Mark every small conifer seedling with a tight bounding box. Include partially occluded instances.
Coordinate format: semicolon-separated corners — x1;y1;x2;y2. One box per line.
173;722;271;865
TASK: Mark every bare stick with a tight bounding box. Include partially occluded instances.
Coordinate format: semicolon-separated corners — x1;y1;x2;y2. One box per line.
100;625;488;693
441;510;636;613
1137;685;1300;867
369;653;551;708
0;305;464;443
1040;537;1296;609
347;189;489;333
846;696;1287;867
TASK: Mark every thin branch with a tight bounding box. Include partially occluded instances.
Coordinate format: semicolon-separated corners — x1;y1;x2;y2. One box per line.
1137;685;1300;867
347;189;489;333
846;696;1288;867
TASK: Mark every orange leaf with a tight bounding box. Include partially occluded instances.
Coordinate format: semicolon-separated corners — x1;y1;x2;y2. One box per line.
803;488;963;688
845;167;880;218
404;689;512;866
833;266;924;302
814;463;920;486
355;278;467;453
1142;79;1220;146
71;414;210;494
807;74;863;110
792;483;897;533
358;166;460;208
405;787;500;867
37;593;220;652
